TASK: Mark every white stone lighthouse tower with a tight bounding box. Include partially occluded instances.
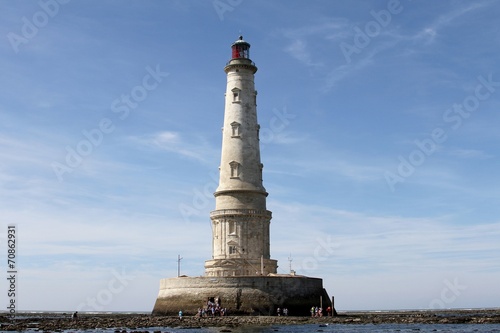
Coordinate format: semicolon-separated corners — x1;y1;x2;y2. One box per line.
204;36;278;277
152;36;332;316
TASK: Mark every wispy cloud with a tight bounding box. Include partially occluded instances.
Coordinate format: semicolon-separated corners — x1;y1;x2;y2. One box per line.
413;2;489;43
130;131;217;163
280;19;405;90
284;39;323;67
449;148;493;159
280;20;349;67
282;20;349;39
269;201;500;274
0;134;56;169
267;140;386;182
323;45;379;90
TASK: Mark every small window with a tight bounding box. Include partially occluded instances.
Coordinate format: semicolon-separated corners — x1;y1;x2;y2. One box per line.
231;88;241;103
229;221;235;234
229;246;237;254
231;121;241;137
254;91;257;106
229;161;240;178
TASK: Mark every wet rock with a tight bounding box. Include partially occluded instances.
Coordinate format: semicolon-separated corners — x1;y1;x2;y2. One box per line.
3;309;500;330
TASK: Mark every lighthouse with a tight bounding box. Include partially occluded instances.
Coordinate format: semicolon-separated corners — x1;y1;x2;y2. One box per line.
204;36;278;277
152;36;332;316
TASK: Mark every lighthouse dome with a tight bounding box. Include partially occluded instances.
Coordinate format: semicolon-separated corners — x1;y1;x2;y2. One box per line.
231;35;250;59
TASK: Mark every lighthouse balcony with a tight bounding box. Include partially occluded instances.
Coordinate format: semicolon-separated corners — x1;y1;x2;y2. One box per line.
224;58;257;74
226;58;255;67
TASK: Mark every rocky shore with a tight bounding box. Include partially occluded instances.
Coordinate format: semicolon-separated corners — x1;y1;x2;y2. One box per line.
1;309;500;331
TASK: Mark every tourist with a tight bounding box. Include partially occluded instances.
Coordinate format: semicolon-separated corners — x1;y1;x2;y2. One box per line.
71;311;78;322
178;310;183;320
310;306;315;317
277;307;281;316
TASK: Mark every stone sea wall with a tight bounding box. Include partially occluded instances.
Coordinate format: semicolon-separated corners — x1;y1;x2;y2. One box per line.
152;275;330;316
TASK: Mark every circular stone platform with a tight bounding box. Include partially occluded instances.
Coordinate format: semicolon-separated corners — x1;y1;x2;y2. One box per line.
152;274;331;316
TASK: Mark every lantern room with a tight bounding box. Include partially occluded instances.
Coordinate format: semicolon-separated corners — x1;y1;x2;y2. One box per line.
231;35;250;59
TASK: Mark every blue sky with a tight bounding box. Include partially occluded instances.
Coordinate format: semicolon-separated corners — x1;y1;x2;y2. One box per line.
1;0;499;312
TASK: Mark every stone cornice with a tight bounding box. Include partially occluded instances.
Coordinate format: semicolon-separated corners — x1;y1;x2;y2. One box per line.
214;188;268;197
210;209;272;219
224;59;257;74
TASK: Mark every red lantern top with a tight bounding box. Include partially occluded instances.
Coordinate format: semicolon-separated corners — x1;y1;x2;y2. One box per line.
231;35;250;59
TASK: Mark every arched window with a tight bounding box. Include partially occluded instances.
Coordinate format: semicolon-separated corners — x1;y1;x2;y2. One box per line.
231;87;241;103
229;161;240;178
230;121;241;137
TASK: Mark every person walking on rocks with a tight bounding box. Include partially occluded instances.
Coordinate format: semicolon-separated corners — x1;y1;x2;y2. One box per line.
178;310;183;320
72;311;78;322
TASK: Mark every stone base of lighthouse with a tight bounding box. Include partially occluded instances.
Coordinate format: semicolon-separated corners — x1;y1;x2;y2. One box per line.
152;275;331;316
